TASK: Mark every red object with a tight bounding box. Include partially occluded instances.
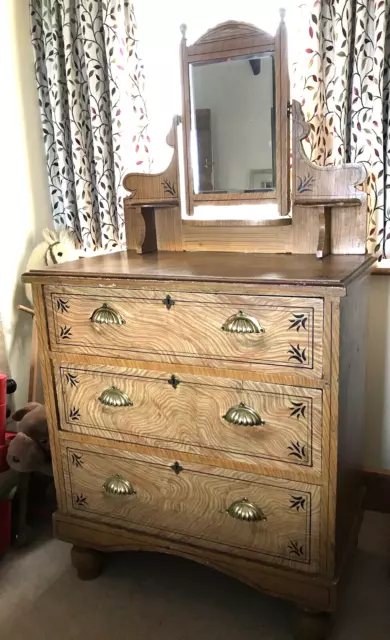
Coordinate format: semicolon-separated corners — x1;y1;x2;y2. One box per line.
0;375;17;558
0;432;16;473
0;501;11;555
0;374;8;466
0;374;6;446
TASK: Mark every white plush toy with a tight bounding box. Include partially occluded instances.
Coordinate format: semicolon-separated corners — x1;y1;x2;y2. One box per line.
25;228;80;305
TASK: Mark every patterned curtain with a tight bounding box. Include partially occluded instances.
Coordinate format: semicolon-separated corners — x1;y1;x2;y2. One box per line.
30;0;152;251
292;0;390;257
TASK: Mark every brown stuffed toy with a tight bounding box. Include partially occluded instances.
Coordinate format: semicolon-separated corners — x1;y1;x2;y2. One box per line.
6;403;52;474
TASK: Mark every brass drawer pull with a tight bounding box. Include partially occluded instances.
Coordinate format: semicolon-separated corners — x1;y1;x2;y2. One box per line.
223;402;265;427
90;303;125;325
98;386;133;407
103;474;136;496
227;498;266;522
221;310;265;334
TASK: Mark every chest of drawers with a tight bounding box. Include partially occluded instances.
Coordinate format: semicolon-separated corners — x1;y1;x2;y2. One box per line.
24;251;373;636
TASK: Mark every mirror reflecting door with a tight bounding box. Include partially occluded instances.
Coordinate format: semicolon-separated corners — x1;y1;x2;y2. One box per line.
190;53;275;194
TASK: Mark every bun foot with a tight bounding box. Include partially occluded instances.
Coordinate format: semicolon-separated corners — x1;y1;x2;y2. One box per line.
70;545;103;581
294;607;332;640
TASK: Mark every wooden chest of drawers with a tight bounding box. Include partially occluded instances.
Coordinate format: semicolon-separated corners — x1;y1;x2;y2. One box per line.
24;251;373;634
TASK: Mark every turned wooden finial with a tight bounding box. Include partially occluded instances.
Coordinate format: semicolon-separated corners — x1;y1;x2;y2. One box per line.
180;24;187;41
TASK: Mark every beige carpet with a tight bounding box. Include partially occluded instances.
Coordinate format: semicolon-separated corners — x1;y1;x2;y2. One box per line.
0;511;389;639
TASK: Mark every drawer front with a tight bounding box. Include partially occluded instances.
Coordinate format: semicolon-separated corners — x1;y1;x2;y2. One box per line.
46;286;324;376
56;364;323;477
62;442;322;572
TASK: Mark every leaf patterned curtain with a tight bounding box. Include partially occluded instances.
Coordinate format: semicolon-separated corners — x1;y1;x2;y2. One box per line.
30;0;152;251
292;0;390;257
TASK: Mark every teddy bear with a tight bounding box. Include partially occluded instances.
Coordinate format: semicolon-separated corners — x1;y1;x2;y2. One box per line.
7;403;52;474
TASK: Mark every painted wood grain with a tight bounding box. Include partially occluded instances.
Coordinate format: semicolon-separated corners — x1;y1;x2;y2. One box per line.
45;286;324;377
61;441;321;572
55;363;323;477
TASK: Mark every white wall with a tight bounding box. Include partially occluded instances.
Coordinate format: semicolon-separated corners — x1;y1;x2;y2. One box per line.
191;57;274;191
0;1;52;407
366;277;390;469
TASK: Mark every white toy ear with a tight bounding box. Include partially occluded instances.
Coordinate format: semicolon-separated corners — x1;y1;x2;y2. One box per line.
59;228;78;247
42;228;58;244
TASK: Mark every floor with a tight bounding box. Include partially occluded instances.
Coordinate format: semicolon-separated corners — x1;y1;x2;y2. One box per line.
0;511;389;640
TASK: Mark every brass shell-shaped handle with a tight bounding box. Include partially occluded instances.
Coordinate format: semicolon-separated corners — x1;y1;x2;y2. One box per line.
223;402;265;427
90;303;125;325
227;498;266;522
103;474;136;496
98;386;133;407
221;311;264;334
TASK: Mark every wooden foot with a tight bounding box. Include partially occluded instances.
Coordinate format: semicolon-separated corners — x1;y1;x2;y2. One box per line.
70;545;103;581
294;607;332;640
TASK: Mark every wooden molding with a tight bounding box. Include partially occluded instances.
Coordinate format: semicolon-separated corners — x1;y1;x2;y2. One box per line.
191;21;271;46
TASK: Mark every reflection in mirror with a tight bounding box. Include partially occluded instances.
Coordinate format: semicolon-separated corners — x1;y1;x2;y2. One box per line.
190;53;275;195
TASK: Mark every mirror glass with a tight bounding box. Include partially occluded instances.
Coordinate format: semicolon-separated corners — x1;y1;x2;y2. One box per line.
189;53;275;194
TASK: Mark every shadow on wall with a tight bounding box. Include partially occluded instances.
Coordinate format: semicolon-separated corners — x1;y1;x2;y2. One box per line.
11;1;52;235
1;1;52;407
366;276;390;469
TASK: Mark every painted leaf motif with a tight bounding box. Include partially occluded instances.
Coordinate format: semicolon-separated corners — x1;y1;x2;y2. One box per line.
29;0;154;251
291;1;389;256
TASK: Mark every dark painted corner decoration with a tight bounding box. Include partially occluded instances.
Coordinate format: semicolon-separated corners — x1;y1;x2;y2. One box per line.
30;0;153;251
289;495;306;512
60;326;72;340
69;407;81;421
71;452;84;468
288;540;305;558
74;494;88;508
64;372;80;387
288;344;307;364
296;175;315;193
288;313;308;331
56;298;70;313
287;441;307;461
289;401;307;420
162;179;176;196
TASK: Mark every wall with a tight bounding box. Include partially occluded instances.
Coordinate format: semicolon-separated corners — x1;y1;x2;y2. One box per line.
0;1;52;408
191;57;274;191
366;276;390;469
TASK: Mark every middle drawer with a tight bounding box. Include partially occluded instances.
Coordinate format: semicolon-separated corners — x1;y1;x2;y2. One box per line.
56;364;323;477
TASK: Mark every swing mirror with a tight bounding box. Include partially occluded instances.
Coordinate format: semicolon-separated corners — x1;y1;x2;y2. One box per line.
180;14;290;216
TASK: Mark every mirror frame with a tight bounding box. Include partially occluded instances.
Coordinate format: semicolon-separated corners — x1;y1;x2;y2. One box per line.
180;15;290;216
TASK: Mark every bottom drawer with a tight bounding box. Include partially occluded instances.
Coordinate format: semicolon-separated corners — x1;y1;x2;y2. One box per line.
61;442;322;573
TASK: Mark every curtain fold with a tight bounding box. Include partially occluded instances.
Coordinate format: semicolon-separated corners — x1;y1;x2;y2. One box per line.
30;0;153;251
292;0;390;257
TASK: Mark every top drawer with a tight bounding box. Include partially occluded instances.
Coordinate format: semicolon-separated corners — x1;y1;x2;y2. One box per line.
45;286;324;377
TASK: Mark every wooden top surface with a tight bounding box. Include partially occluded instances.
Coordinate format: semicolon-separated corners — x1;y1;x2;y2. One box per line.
23;250;376;287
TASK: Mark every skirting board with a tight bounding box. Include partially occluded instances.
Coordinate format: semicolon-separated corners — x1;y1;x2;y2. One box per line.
363;468;390;513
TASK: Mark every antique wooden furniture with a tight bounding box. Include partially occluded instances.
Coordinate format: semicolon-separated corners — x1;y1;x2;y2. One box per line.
24;13;374;640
